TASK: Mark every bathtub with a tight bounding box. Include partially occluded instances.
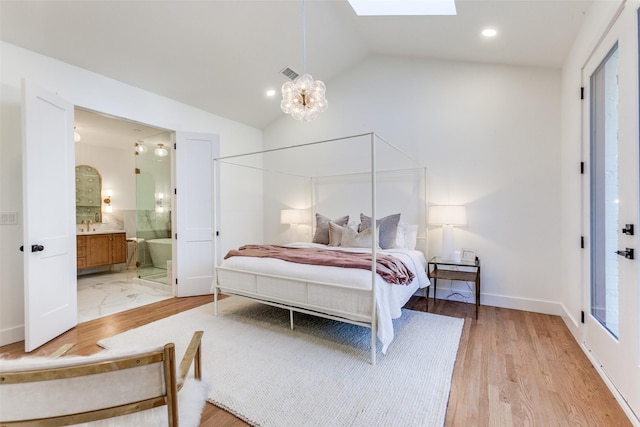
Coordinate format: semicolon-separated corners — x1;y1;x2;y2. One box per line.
147;238;172;269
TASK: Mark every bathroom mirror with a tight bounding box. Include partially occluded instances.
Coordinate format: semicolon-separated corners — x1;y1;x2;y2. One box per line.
75;164;102;224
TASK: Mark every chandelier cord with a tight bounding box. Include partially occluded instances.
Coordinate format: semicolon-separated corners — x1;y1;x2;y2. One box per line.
281;0;327;121
302;0;307;75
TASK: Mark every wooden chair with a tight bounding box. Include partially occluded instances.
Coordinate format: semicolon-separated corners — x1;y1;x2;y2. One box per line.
0;331;204;426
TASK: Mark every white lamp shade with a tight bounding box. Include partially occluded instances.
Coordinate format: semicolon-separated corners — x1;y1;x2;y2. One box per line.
428;205;467;226
280;209;306;225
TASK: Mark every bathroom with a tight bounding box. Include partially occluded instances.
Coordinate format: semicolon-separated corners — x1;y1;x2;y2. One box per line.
74;108;174;320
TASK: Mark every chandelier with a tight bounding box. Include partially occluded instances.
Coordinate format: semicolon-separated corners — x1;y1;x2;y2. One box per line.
281;0;328;122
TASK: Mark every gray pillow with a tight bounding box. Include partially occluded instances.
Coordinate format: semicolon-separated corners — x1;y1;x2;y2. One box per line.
359;213;401;249
340;226;379;248
312;213;349;245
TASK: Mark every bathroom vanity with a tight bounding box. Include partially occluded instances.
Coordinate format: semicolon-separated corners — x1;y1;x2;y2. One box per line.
76;231;126;270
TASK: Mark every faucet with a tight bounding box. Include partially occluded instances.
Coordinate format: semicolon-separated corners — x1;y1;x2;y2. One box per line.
86;220;92;232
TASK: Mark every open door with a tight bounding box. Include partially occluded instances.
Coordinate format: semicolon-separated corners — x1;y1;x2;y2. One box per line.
173;132;220;297
22;82;77;351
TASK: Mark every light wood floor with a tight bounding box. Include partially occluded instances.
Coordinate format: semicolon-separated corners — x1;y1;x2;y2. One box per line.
0;295;632;426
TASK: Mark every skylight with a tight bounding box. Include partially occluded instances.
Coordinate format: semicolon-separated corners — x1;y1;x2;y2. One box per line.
348;0;456;16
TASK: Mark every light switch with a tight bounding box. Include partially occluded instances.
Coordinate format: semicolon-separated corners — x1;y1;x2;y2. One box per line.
0;211;18;225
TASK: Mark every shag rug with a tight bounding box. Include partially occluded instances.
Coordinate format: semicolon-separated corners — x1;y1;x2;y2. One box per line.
98;297;464;427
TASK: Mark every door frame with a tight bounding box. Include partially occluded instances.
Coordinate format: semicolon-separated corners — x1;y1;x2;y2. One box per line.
580;1;640;423
23;94;219;349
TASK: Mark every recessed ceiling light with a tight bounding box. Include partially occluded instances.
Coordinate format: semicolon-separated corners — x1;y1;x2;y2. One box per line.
481;28;497;38
348;0;456;16
266;89;276;97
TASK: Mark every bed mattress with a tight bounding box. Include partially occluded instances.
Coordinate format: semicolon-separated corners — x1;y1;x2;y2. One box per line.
215;243;429;353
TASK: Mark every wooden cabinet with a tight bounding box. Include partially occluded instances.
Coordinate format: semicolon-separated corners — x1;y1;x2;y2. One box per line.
76;236;87;269
77;232;126;269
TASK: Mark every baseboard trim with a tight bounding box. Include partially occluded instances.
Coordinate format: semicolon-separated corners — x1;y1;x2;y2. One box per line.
0;324;24;347
580;342;640;427
433;288;562;316
559;303;581;340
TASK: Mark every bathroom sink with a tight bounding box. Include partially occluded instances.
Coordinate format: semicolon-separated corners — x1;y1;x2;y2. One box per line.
77;230;125;235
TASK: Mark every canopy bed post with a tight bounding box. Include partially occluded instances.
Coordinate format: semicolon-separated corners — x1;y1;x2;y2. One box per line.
212;157;220;317
370;132;378;366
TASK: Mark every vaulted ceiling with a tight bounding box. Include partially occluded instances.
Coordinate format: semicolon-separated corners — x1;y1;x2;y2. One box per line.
1;0;591;130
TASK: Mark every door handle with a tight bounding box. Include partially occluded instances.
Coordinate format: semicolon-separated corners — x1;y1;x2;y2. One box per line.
622;224;634;235
615;248;634;260
31;244;44;253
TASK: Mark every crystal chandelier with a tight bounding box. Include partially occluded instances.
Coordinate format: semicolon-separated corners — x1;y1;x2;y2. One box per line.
281;0;328;122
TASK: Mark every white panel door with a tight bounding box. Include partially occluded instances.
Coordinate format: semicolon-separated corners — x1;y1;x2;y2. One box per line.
173;132;219;297
582;1;640;420
22;82;77;351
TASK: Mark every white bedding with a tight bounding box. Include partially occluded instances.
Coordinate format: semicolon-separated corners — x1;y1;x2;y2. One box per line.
216;243;429;353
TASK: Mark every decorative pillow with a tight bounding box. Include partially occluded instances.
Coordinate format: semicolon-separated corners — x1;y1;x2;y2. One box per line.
328;221;348;246
396;222;408;249
404;224;418;250
312;213;349;245
340;226;379;249
359;213;401;249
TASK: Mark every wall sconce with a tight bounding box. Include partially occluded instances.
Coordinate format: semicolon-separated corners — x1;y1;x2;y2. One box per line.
104;189;113;213
135;140;147;155
428;205;467;260
156;192;164;213
154;143;168;157
281;209;306;242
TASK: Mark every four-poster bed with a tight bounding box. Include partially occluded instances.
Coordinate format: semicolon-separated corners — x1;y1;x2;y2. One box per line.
211;133;428;364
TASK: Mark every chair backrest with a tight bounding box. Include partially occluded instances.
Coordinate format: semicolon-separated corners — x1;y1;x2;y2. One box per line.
0;343;179;426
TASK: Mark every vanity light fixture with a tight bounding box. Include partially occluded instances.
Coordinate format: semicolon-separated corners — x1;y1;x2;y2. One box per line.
104;189;113;213
154;143;168;157
135;140;147;154
156;192;165;213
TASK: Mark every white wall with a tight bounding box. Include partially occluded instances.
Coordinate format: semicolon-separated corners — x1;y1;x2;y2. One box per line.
0;42;263;346
263;55;563;314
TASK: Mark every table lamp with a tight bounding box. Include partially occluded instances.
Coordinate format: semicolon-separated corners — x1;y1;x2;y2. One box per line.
281;209;306;242
428;205;467;260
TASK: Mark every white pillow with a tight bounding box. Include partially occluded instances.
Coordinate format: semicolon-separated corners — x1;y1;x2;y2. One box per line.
394;223;419;250
328;221;347;246
340;226;380;248
395;222;408;248
404;224;418;250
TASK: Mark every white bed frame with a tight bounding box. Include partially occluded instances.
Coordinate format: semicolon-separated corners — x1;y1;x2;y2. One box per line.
212;132;427;365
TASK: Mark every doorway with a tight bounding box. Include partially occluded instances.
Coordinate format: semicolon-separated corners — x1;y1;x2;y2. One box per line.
74;108;173;322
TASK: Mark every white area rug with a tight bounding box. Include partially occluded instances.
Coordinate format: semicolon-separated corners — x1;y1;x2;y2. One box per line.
98;297;464;427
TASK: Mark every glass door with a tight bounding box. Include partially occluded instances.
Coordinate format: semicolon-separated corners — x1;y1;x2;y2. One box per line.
134;134;172;286
590;44;620;338
582;1;640;420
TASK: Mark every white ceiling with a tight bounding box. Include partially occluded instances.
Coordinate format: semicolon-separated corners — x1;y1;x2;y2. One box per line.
1;0;591;131
74;108;170;152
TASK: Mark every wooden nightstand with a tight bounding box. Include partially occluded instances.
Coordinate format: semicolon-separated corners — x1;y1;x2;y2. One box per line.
427;256;481;319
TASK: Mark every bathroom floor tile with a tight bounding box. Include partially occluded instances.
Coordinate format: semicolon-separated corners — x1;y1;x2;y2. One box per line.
77;270;172;323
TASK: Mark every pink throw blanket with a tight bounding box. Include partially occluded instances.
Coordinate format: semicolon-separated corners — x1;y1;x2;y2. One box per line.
224;244;414;285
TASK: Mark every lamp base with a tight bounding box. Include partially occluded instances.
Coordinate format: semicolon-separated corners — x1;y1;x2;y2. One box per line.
441;225;454;260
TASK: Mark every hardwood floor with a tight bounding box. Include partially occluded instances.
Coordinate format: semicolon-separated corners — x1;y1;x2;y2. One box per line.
0;295;631;426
